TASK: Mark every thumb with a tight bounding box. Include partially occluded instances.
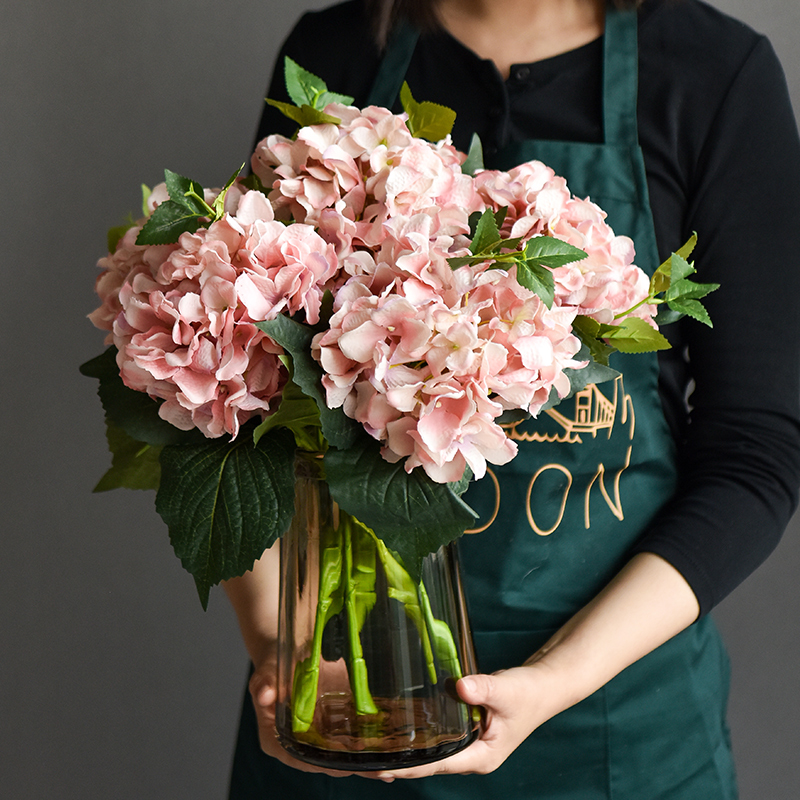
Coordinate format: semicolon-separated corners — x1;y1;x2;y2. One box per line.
456;673;498;706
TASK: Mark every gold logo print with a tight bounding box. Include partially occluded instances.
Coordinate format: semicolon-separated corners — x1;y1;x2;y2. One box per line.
504;376;633;443
465;377;635;536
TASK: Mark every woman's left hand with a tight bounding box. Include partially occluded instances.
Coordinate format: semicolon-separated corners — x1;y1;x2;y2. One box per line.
367;664;554;782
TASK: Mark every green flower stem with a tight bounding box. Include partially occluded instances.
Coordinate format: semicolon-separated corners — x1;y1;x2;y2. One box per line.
371;533;438;685
182;186;214;218
418;582;463;679
342;517;379;715
290;521;344;733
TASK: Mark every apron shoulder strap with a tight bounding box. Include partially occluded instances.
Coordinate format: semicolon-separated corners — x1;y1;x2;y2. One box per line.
366;19;419;108
602;7;639;147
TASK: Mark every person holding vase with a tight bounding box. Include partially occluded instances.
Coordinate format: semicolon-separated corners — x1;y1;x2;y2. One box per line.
224;0;800;797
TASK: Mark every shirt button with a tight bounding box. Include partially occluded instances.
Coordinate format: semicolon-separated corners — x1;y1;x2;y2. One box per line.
513;66;531;82
485;145;498;156
488;106;503;118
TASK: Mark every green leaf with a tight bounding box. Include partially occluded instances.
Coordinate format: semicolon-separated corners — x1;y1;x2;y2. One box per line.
239;172;269;195
285;56;328;107
666;298;714;327
470;208;502;255
654;305;684;326
461;133;484;175
156;427;297;609
283;57;353;109
93;422;162;492
211;163;245;220
80;347;204;445
515;259;556;307
164;169;209;215
571;315;615;366
323;439;478;582
135;199;204;245
256;316;361;451
141;184;152;217
598;317;671;353
524;235;588;269
676;232;697;261
266;98;342;128
107;222;134;253
399;82;456;142
252;376;324;451
316;90;356;108
666;277;719;303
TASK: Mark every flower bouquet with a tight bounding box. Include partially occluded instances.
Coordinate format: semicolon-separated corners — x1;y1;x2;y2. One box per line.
82;59;716;769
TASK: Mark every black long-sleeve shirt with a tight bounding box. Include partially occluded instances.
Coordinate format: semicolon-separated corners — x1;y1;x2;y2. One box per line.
254;0;800;615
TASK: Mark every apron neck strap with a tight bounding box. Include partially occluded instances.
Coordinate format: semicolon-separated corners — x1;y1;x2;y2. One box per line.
366;6;640;147
602;6;639;146
366;19;419;108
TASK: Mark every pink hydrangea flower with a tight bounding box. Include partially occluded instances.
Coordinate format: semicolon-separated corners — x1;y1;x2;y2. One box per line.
92;106;657;481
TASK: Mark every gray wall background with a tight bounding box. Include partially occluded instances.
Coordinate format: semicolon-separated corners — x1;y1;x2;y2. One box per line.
3;1;798;797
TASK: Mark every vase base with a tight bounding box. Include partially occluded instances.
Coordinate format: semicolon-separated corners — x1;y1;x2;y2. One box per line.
279;724;480;771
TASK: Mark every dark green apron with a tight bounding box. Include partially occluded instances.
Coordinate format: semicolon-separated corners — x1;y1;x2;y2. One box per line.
230;8;737;798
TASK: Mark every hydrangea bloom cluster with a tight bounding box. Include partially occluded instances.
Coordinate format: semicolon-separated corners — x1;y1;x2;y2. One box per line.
91;102;654;481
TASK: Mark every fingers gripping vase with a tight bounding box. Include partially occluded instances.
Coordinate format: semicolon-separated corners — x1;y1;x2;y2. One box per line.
275;457;480;770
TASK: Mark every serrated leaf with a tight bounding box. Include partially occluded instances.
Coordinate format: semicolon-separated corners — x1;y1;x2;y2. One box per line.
571;315;615;366
667;252;695;282
470;209;502;255
666;277;719;302
256;316;361;450
93;421;162;492
316;90;355;108
666;298;714;327
515;260;555;307
156;427;297;609
598;317;671;353
399;82;456;142
525;235;588;269
164;169;209;214
447;255;482;269
283;56;342;109
461;133;484;175
323;439;477;581
80;347;205;445
266;98;342;128
135;199;204;245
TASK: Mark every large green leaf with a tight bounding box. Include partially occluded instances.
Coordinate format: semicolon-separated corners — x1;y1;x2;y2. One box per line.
156;427;297;609
256;316;360;450
80;347;203;446
323;439;477;581
93;422;162;492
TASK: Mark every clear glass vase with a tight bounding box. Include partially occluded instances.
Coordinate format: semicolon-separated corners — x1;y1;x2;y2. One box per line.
275;456;480;771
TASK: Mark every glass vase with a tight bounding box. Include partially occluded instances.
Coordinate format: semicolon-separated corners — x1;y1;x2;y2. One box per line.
275;456;480;771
